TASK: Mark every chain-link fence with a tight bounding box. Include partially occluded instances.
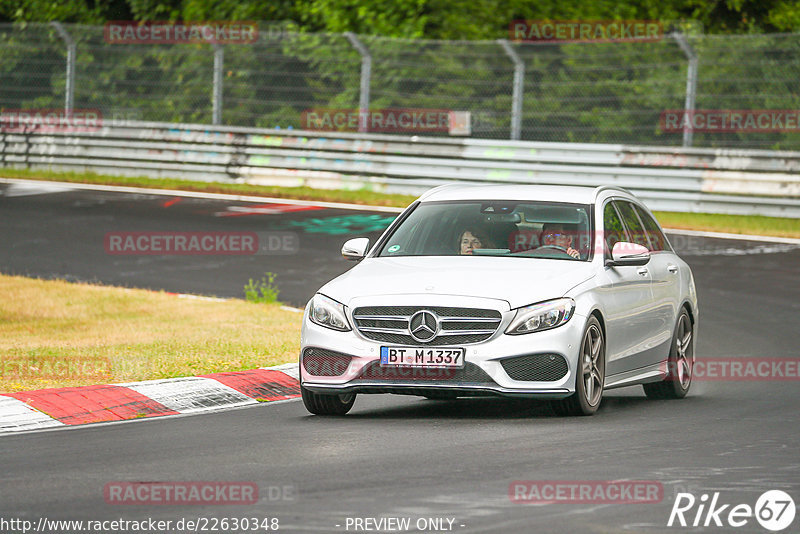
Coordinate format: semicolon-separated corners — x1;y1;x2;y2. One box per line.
1;23;799;149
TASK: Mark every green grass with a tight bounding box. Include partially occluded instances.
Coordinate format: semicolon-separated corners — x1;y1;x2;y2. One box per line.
0;274;301;393
652;211;800;239
2;167;799;238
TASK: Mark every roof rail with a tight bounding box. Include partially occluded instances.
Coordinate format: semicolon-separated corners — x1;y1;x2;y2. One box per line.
593;185;633;198
417;182;472;201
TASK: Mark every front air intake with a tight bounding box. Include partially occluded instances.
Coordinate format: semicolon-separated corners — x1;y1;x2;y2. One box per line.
353;361;495;384
302;348;352;376
500;354;569;382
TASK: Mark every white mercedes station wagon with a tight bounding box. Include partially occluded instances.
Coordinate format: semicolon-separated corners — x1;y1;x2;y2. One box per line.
300;185;698;416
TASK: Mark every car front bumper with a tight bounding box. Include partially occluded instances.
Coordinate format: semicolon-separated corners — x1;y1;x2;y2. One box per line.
300;296;587;400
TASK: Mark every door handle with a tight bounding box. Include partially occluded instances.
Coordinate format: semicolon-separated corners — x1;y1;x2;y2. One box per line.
637;268;649;276
667;264;678;273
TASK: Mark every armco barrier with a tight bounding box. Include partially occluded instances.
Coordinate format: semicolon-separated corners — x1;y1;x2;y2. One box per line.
1;120;799;217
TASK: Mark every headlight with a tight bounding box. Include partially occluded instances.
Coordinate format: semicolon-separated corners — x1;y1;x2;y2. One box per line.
505;298;575;335
308;294;351;332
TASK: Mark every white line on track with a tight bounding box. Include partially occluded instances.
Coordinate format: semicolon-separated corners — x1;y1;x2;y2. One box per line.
663;227;800;245
0;177;405;213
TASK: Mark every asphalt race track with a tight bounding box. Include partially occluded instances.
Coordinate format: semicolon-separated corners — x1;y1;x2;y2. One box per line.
0;181;398;307
2;181;800;533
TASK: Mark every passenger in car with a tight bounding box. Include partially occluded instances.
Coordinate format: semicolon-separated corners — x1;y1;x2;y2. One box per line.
458;227;494;255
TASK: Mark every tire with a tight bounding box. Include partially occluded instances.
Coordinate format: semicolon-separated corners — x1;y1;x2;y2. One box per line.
643;310;693;399
551;316;605;416
301;384;356;415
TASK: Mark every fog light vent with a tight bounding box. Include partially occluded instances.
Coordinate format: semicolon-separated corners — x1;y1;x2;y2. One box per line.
500;354;568;381
302;348;351;376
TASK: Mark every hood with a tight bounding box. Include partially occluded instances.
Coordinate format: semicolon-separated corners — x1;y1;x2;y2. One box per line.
319;256;594;310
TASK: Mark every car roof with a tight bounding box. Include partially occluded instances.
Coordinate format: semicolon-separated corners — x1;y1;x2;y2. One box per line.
417;184;634;204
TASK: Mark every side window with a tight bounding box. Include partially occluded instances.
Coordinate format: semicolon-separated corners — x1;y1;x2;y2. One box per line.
634;205;669;252
614;201;650;249
602;202;626;255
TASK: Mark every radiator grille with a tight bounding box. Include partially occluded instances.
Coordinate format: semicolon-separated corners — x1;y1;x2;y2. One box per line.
352;306;501;345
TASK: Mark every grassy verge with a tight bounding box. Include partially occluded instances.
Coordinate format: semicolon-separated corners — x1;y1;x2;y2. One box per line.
0;274;301;393
652;211;800;239
2;167;799;238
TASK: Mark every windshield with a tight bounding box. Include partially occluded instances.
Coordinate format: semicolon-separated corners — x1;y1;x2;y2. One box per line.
377;200;593;261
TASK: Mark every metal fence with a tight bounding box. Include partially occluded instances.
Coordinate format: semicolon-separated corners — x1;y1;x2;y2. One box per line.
2;120;799;217
1;23;800;150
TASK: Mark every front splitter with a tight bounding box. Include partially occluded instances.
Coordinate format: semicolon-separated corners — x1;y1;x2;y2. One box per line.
303;381;571;399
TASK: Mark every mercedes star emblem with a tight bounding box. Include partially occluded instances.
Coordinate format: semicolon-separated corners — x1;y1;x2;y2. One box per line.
409;310;438;342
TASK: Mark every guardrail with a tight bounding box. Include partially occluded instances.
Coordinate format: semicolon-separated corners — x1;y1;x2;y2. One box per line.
2;120;799;217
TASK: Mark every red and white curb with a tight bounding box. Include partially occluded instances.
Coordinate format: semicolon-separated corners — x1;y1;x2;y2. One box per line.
0;363;300;434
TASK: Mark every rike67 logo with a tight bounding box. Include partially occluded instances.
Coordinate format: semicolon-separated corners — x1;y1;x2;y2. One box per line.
668;490;795;531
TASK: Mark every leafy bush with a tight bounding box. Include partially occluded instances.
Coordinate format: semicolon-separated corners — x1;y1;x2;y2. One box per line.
244;272;280;304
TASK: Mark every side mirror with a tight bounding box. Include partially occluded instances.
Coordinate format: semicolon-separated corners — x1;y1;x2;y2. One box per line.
605;242;650;267
342;237;370;261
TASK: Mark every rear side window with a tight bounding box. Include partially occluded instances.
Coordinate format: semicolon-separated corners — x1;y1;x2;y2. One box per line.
602;202;626;255
633;205;670;252
614;201;650;249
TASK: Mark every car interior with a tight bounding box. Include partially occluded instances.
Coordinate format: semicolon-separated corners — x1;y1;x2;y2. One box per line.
381;202;592;260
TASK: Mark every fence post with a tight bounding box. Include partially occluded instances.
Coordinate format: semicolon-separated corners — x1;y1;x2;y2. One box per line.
498;39;524;141
50;22;76;115
672;32;698;148
345;32;371;133
212;44;224;125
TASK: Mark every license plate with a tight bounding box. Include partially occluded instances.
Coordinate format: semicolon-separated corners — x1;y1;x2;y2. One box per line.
380;347;465;368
